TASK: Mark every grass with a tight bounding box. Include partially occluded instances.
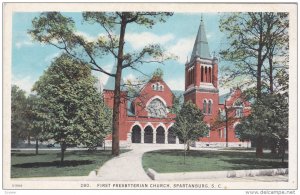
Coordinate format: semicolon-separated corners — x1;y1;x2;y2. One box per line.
11;149;129;178
142;149;288;173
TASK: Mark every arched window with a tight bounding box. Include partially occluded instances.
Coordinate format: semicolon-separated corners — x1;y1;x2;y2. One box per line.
234;99;244;118
147;98;168;118
207;124;210;137
160;86;163;91
201;66;204;82
152;84;155;90
208;100;212;114
192;68;195;84
203;100;207;114
218;129;222;138
205;67;207;82
208;67;211;83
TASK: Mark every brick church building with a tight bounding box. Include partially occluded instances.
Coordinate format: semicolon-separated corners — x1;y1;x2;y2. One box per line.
103;18;251;148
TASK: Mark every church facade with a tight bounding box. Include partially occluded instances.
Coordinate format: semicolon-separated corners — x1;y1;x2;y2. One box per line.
103;18;251;148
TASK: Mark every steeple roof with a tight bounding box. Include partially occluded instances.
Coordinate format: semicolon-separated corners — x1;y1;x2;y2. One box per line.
191;17;211;60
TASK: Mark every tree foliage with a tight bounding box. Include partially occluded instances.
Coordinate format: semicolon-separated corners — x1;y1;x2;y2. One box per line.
11;85;27;147
219;12;288;97
29;12;173;156
33;53;112;163
173;101;209;163
219;12;289;157
236;93;288;160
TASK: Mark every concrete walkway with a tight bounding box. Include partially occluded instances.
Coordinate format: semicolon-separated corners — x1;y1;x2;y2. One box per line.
94;144;184;181
12;144;288;183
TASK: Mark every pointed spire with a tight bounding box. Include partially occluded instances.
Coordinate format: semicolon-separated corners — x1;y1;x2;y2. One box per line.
191;15;211;60
104;64;125;90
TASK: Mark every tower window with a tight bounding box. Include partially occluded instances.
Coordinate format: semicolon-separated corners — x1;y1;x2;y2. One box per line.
203;100;207;114
208;100;212;114
205;67;207;82
201;66;204;82
209;67;212;83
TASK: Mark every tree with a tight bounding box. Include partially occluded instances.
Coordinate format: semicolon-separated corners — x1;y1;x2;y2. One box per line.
33;53;112;164
29;12;173;156
25;94;44;154
236;93;288;161
173;101;209;164
219;12;289;157
11;85;27;147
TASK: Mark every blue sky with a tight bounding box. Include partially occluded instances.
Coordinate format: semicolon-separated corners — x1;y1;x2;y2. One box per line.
12;12;229;94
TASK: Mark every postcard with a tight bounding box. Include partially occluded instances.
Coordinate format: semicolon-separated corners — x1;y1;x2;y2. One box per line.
2;2;298;193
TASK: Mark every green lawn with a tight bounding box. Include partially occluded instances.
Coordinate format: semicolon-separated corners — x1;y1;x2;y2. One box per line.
142;150;288;173
11;149;128;178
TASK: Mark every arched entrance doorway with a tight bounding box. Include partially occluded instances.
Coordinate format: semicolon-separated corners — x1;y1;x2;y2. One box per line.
144;126;153;143
131;125;141;143
156;126;165;144
168;127;176;144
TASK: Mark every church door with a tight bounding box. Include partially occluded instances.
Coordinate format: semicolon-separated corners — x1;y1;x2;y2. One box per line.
144;126;153;143
131;125;141;143
156;126;165;144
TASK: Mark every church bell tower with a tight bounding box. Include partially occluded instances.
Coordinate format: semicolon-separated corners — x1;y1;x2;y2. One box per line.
184;16;219;121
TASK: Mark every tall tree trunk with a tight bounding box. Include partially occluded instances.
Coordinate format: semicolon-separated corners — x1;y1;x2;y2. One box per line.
111;13;127;156
269;55;274;93
270;138;277;155
60;141;66;165
256;47;263;157
183;140;186;165
225;101;229;147
256;135;263;158
27;134;31;146
257;62;262;99
35;138;39;155
280;139;285;163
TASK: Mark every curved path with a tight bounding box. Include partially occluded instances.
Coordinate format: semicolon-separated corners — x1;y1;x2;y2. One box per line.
95;144;184;181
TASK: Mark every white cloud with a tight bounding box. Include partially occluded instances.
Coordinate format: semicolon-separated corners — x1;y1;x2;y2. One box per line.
206;32;213;39
165;78;185;91
126;32;174;50
44;51;62;63
12;75;35;95
167;37;194;64
15;40;34;49
124;73;136;83
75;31;106;42
75;31;96;42
15;34;35;49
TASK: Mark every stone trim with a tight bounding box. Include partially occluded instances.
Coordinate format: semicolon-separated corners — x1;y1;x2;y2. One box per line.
194;141;251;148
147;168;288;181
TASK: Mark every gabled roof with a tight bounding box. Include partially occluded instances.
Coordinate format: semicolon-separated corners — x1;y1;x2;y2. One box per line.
191;17;211;60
